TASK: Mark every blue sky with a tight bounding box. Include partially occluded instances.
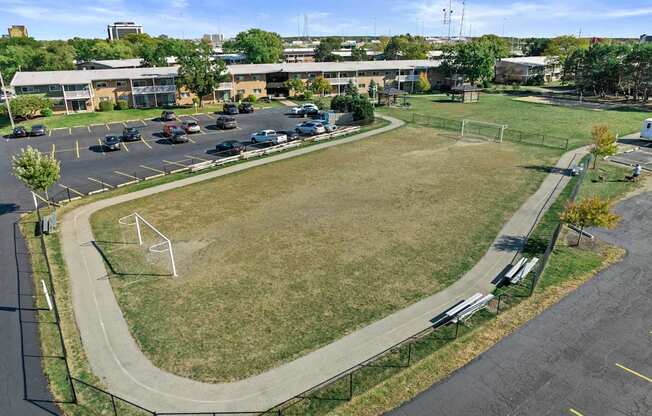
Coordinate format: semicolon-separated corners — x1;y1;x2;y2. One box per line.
1;0;650;40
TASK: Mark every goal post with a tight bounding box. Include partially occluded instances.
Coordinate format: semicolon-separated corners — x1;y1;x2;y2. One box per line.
118;212;177;276
461;119;508;143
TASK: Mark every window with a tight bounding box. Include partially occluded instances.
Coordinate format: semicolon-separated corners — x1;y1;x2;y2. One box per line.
293;74;301;79
237;75;245;81
237;89;245;95
648;123;651;129
21;86;35;93
100;96;110;102
180;92;190;98
95;82;108;88
116;81;127;87
253;89;262;94
49;84;61;91
359;84;366;88
251;75;259;81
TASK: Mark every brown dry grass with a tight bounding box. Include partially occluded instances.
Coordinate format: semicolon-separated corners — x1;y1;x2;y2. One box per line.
90;125;559;382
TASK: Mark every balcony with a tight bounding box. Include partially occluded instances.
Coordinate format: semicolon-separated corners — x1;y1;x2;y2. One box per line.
396;74;420;82
216;82;234;91
327;77;356;86
132;85;176;95
63;89;91;99
266;82;286;89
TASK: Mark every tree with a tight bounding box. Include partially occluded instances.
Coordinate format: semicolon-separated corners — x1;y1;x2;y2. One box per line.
590;124;618;169
416;72;431;93
522;38;551;56
315;37;342;62
12;146;60;206
176;42;229;107
283;78;306;97
384;34;430;60
476;34;511;59
350;45;367;61
368;79;379;103
345;79;359;96
441;41;495;85
560;196;620;246
309;76;332;96
1;95;53;120
225;29;283;64
544;35;589;68
351;95;374;124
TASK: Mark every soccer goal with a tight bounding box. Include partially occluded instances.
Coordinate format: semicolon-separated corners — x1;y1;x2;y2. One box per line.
118;212;177;276
460;119;508;143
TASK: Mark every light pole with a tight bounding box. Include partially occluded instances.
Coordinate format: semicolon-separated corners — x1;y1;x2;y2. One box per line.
0;71;14;129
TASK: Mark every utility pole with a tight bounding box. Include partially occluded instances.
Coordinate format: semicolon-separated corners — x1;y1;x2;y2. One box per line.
0;71;14;129
458;0;466;38
443;0;454;41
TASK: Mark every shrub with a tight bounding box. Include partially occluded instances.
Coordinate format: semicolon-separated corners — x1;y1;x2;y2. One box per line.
1;95;53;120
41;108;53;117
299;90;314;101
313;97;326;110
244;94;258;103
115;99;129;110
235;93;244;102
98;100;114;112
351;95;374;124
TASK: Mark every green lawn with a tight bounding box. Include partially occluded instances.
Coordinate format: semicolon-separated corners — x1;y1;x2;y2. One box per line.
378;94;648;149
89;125;559;382
0;100;281;135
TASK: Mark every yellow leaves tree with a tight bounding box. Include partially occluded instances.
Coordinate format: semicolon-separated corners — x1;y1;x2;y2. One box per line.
590;124;618;169
559;196;620;246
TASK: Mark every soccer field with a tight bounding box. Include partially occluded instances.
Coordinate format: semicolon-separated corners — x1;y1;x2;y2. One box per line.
90;125;559;382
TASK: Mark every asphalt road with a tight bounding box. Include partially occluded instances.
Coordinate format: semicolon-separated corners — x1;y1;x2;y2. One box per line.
1;107;305;202
388;190;652;416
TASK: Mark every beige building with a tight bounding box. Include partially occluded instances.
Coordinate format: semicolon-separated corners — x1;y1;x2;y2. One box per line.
494;56;561;84
7;25;28;38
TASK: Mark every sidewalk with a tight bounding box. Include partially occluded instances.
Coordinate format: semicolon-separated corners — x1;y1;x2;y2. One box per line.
60;119;586;413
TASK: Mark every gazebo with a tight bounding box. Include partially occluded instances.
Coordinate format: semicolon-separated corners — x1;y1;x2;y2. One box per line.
379;86;409;107
450;85;482;103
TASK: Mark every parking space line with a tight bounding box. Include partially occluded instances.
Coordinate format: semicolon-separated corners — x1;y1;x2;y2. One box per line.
140;137;152;149
87;177;114;188
188;115;198;121
87;126;91;133
114;171;139;180
615;363;652;383
75;140;80;159
48;129;52;137
58;183;84;196
163;159;188;167
68;128;71;135
97;139;105;155
141;119;147;126
187;136;196;144
140;165;164;174
105;124;110;131
122;141;130;152
122;122;127;128
51;143;55;156
569;409;585;416
184;154;209;162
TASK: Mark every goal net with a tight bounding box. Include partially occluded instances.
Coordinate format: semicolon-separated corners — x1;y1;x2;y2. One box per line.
460;119;508;143
118;212;177;276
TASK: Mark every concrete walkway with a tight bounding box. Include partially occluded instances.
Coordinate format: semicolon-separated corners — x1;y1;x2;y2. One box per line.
60;118;586;413
279;99;297;107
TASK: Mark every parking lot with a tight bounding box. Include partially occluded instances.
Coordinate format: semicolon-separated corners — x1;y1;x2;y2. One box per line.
2;107;305;202
610;137;652;171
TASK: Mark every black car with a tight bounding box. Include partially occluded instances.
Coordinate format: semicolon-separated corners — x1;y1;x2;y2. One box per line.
161;110;176;121
30;124;46;136
216;140;245;156
169;129;189;143
12;126;28;138
277;130;300;141
238;102;255;114
216;115;237;129
102;135;122;151
304;106;320;116
122;127;142;141
223;103;239;115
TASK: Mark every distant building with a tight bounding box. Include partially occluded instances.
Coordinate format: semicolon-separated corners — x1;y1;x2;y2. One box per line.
641;34;652;43
7;25;28;38
203;34;224;47
76;57;177;70
107;22;143;41
495;56;561;84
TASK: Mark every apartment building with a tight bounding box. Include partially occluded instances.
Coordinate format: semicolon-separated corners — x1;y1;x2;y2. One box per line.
107;22;143;41
11;60;442;114
494;56;561;84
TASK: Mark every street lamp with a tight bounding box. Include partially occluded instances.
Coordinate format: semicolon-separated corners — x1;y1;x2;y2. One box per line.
0;71;15;129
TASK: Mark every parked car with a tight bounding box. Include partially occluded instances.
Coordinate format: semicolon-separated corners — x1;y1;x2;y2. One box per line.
277;130;300;141
161;110;176;121
323;123;338;133
239;102;255;113
181;120;201;134
295;121;326;136
163;123;179;137
169;129;189;143
30;124;47;136
216;115;237;129
103;135;122;151
223;103;239;115
216;140;246;156
250;129;288;145
122;127;142;141
12;126;28;138
290;103;319;115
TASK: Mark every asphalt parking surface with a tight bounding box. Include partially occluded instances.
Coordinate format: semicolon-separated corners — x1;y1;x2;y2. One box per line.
388;191;652;416
610;138;652;171
2;107;306;202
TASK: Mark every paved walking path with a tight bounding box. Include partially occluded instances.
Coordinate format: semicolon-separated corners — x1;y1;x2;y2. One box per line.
279;99;297;107
60;118;587;413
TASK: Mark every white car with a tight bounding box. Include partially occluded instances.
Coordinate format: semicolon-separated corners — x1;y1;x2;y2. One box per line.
250;129;288;145
181;120;201;133
295;121;326;136
290;103;319;115
323;123;338;133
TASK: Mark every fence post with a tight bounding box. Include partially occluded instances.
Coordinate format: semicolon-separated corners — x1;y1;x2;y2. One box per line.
66;187;71;202
565;138;569;150
348;372;353;400
110;394;118;416
454;319;460;339
407;341;412;366
496;295;502;315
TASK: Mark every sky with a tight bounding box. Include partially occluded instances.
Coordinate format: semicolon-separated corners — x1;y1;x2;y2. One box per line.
0;0;650;40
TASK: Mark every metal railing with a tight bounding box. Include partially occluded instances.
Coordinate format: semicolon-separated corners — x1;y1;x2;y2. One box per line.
132;85;176;95
63;89;91;99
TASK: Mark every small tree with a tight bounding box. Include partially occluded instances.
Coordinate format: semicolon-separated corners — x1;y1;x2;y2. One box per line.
590;124;618;169
12;146;60;209
283;78;305;97
345;79;359;96
368;79;379;103
176;41;229;107
560;196;620;246
416;72;431;93
310;76;332;96
1;95;53;120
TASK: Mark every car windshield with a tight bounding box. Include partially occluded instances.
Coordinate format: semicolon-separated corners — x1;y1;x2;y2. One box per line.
105;136;118;141
125;127;137;133
33;125;44;129
186;121;197;126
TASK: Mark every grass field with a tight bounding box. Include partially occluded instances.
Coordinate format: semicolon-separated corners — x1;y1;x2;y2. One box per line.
89;125;560;382
0;101;281;135
378;94;648;149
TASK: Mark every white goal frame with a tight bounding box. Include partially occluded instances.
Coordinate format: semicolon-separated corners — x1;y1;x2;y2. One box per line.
118;212;177;276
461;119;508;143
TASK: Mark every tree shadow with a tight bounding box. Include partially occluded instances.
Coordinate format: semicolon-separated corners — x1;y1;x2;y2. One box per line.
0;203;20;216
493;235;527;252
519;165;567;175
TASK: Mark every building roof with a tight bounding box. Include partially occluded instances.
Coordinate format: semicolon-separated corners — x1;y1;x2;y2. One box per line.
499;56;550;66
11;59;441;86
79;58;144;68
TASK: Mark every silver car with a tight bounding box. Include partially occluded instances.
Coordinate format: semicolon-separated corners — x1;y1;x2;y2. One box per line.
295;121;326;136
181;120;201;134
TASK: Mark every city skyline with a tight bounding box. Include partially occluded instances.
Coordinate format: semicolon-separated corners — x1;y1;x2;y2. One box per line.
0;0;650;40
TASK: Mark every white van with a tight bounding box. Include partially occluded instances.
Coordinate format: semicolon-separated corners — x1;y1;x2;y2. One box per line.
642;118;652;140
